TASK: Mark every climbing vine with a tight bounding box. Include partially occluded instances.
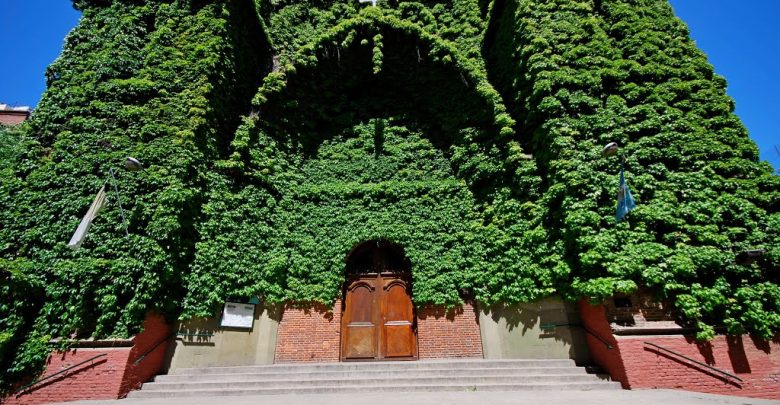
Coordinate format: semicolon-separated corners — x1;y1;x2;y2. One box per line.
0;0;778;393
0;0;270;391
184;6;550;316
484;0;779;340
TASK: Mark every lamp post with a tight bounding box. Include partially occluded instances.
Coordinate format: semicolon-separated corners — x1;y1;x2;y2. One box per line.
109;156;143;237
108;156;142;236
67;156;144;249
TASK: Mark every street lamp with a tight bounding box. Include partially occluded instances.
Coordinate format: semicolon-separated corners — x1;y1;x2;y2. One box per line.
602;142;619;158
124;156;143;171
68;157;144;249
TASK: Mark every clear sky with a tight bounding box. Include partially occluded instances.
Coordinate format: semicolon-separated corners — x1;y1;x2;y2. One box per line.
0;0;777;170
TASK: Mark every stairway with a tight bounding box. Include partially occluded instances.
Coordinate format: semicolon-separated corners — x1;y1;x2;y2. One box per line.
128;359;621;398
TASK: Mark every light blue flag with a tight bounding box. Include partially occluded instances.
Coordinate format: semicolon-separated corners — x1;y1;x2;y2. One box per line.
615;164;636;223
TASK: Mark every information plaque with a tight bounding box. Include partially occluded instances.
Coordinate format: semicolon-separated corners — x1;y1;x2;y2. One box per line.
220;302;255;329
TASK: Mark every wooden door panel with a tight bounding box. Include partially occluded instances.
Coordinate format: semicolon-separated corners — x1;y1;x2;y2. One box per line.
344;325;376;359
381;279;417;359
346;284;374;322
342;280;379;361
384;323;415;358
383;281;413;322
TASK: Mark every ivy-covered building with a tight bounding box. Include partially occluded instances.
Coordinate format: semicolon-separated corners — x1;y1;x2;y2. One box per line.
1;0;779;399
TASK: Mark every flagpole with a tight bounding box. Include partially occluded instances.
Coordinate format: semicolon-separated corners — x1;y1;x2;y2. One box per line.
602;142;636;223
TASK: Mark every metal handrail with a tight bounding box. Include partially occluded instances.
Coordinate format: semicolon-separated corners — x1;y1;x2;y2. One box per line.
14;353;107;394
540;323;614;349
644;341;743;383
580;325;614;350
133;334;172;365
176;332;214;337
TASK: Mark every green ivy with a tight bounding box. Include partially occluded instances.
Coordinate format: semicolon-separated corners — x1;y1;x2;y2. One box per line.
484;0;779;340
0;0;269;391
0;0;778;393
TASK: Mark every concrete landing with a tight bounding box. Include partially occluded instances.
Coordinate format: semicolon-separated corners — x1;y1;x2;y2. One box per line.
61;389;779;405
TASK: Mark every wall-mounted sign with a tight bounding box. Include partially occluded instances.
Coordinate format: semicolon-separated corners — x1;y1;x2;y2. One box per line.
220;302;255;329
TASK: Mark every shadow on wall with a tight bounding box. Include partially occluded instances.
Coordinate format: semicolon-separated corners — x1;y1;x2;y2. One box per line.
285;302;334;321
416;305;466;322
478;297;591;365
163;303;281;372
689;335;755;374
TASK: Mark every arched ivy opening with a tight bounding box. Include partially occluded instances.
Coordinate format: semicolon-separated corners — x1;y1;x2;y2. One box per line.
230;10;519;187
183;10;562;318
345;240;411;275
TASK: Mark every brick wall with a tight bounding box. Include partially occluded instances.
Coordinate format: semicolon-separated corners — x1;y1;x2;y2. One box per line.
121;314;172;393
5;313;171;405
274;300;484;362
577;300;629;387
580;300;780;399
0;111;30;125
417;302;483;359
274;300;342;363
618;335;780;399
605;290;675;327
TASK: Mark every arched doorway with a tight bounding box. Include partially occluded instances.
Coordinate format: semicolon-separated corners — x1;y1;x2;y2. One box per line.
341;240;417;361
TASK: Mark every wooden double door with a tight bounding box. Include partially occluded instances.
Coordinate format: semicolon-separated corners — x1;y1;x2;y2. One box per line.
341;272;418;361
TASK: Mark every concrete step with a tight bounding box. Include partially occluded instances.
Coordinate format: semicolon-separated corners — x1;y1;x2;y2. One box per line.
154;366;586;382
132;359;620;398
143;374;604;390
172;359;577;375
128;381;621;398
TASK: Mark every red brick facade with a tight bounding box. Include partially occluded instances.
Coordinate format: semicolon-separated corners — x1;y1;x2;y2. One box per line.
274;301;483;362
274;300;343;363
122;314;172;393
417;302;483;359
578;300;628;384
579;300;780;399
5;313;171;405
0;111;29;125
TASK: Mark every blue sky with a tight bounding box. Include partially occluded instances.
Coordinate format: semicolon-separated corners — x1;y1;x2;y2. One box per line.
0;1;777;170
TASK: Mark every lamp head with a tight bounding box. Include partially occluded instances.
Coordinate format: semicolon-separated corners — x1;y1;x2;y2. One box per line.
602;142;619;158
124;157;143;171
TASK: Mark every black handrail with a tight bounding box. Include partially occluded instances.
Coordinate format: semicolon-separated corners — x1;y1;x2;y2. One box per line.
133;334;172;365
581;325;614;350
540;323;614;349
644;341;743;384
176;332;214;337
14;353;107;394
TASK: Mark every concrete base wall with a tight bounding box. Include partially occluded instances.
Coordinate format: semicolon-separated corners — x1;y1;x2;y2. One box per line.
165;304;279;372
478;297;591;364
167;298;590;369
